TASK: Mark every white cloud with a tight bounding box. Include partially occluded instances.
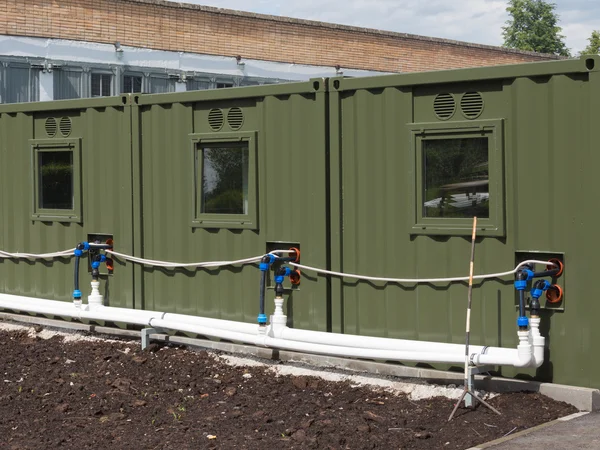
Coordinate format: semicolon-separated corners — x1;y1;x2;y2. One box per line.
167;0;597;55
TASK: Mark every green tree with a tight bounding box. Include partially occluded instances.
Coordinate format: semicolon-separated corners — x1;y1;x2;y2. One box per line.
502;0;570;56
581;30;600;55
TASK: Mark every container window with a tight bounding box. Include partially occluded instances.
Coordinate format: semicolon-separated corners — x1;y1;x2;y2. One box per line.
190;132;257;229
408;119;504;236
31;139;82;223
423;137;489;219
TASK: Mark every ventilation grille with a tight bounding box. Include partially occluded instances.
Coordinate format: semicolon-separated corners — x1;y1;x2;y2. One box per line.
433;93;456;120
227;107;244;130
45;117;57;137
59;117;72;137
208;108;224;131
461;92;484;119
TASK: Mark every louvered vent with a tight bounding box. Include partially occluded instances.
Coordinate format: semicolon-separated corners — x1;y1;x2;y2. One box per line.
227;107;244;130
460;92;484;119
433;93;456;120
45;117;57;137
59;117;72;137
208;108;224;131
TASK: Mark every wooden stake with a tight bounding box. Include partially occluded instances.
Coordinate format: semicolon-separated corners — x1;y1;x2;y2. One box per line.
448;217;501;421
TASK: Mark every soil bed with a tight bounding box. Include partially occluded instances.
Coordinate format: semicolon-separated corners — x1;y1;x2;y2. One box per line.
0;324;577;449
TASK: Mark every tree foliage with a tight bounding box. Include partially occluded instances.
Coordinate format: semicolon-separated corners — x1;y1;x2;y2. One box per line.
581;30;600;55
502;0;570;57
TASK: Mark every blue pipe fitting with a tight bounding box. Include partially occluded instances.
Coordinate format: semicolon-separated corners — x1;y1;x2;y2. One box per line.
83;242;90;251
517;316;529;327
275;267;292;285
523;269;534;281
514;280;528;291
259;254;276;271
74;248;83;257
72;289;82;299
257;313;267;325
532;280;551;299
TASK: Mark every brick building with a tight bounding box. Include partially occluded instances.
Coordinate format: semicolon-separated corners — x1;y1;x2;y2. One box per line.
0;0;562;103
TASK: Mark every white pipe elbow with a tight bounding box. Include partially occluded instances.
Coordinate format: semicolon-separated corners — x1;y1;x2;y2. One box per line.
532;336;546;368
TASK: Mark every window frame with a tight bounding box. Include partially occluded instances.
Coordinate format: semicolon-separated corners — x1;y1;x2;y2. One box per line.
30;138;82;223
190;131;258;229
407;119;504;236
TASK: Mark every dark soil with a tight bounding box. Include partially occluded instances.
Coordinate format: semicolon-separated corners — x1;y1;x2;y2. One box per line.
0;326;577;450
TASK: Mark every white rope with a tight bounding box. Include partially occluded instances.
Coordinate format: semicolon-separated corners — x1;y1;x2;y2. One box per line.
0;248;75;259
289;260;555;284
0;246;556;285
105;249;294;269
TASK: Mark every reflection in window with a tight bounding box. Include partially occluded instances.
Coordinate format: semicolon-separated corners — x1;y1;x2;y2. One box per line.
423;138;489;218
201;144;249;215
39;151;74;210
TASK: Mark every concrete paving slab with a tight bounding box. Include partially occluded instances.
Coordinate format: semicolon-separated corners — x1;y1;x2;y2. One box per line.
468;411;599;449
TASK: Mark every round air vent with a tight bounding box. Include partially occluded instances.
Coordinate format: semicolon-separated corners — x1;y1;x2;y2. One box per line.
460;92;484;119
227;107;244;130
45;117;57;137
208;108;224;131
59;117;72;137
433;93;456;120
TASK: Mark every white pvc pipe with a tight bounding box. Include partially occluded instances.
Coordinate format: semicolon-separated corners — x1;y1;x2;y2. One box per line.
150;317;472;364
275;327;517;357
0;293;535;369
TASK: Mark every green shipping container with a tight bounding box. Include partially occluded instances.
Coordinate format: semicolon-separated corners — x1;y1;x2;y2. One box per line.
328;56;600;389
1;58;600;389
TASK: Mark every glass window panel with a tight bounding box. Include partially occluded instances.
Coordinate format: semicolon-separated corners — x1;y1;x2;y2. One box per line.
423;137;489;218
186;79;210;91
91;73;112;97
122;75;142;93
4;66;39;103
39;151;73;210
150;77;175;94
216;82;233;89
201;145;249;215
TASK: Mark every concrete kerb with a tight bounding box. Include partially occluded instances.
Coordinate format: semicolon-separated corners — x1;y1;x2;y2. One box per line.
0;311;598;411
464;411;590;449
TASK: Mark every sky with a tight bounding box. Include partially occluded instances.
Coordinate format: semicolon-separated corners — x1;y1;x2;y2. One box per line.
165;0;598;55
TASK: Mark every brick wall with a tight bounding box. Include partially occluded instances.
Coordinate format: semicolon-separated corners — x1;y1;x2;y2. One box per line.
0;0;561;72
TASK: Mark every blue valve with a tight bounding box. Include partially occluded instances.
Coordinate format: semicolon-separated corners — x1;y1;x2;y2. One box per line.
532;280;551;299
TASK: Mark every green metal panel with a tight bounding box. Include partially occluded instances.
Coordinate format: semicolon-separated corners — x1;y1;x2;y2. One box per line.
134;81;330;330
0;96;136;308
330;56;600;388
